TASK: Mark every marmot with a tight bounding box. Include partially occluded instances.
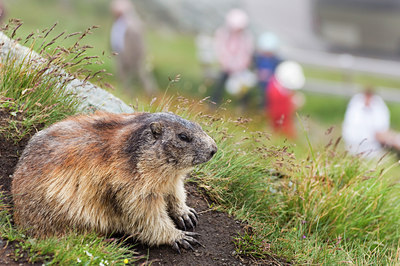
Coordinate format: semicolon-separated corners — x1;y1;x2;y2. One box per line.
11;111;217;251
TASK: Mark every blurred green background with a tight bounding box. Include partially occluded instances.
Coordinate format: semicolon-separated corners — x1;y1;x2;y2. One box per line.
6;0;400;137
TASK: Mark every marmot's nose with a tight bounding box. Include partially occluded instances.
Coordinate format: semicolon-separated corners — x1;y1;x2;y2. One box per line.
209;146;217;159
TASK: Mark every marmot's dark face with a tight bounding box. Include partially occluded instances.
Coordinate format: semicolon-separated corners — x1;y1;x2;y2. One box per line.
125;112;217;170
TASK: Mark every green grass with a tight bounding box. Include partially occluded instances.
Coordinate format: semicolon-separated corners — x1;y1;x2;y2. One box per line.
0;45;79;140
185;107;400;264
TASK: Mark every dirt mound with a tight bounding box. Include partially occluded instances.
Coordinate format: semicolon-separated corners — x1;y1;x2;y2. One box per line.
0;109;283;265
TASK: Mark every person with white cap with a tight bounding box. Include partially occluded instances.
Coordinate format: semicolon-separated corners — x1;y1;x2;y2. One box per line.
211;8;254;105
266;60;305;138
110;0;157;96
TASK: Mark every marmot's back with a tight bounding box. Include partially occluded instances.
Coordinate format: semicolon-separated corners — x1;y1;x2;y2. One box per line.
12;112;217;249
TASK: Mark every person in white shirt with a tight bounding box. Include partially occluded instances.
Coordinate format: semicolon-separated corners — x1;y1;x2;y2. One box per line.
342;88;390;158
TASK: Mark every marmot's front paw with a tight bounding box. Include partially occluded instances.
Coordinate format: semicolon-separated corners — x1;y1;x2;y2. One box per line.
172;207;198;231
171;231;202;253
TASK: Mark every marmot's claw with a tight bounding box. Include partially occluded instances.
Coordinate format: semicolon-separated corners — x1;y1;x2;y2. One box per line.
183;232;204;248
181;239;195;251
183;214;194;229
184;208;199;229
172;242;181;254
189;208;199;219
172;231;202;253
174;208;199;231
176;217;186;231
184;235;204;248
184;231;200;237
188;211;198;226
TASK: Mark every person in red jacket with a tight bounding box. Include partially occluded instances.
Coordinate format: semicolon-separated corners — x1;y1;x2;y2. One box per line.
266;61;305;138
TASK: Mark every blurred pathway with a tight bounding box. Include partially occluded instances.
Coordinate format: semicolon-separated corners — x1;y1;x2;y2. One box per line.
304;78;400;103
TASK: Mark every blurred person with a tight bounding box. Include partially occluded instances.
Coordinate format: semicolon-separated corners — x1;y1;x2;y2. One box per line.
0;0;5;23
266;61;305;139
254;32;282;108
110;0;157;96
211;8;254;105
342;87;390;158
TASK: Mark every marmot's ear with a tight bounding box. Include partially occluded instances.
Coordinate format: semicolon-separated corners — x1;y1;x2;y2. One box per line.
150;122;162;139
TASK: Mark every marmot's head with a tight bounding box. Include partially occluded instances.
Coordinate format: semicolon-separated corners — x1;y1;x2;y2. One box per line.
125;112;217;170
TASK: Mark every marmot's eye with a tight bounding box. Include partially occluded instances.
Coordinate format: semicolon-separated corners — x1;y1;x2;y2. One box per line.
178;133;191;142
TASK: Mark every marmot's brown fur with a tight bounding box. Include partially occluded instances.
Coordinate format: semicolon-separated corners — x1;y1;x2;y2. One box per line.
12;111;217;251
